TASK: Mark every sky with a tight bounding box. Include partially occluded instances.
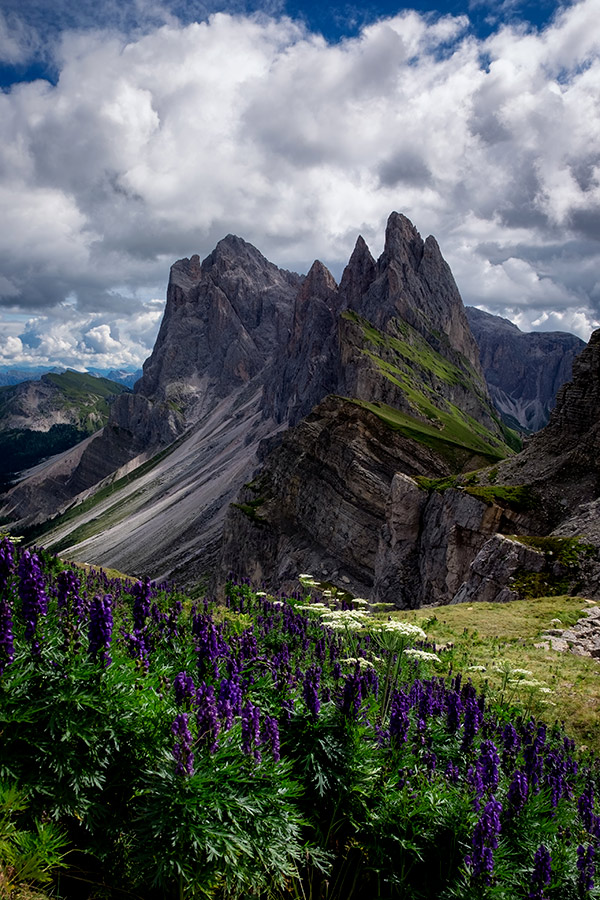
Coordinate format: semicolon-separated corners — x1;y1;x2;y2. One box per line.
0;0;599;370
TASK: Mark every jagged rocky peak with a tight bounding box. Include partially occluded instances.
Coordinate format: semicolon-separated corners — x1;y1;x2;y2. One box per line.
289;259;339;348
136;233;299;418
351;212;483;372
338;235;377;308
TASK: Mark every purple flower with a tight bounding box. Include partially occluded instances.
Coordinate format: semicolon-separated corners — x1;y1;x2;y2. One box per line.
445;760;460;784
303;666;321;719
195;682;220;753
18;549;48;655
0;594;14;675
340;671;363;719
241;700;262;761
461;692;483;750
507;770;529;817
465;798;502;884
132;577;152;631
579;785;595;832
577;844;595;894
173;671;196;707
478;740;500;794
446;690;462;733
262;715;281;762
88;594;113;667
389;689;410;744
528;845;552;900
172;712;194;776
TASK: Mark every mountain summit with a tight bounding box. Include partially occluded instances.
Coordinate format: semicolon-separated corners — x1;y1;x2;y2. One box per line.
1;212;587;603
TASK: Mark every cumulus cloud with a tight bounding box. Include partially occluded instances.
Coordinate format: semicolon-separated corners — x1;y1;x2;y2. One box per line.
0;299;164;368
1;0;600;369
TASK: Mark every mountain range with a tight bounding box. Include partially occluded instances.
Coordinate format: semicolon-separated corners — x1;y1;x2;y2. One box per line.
1;212;596;608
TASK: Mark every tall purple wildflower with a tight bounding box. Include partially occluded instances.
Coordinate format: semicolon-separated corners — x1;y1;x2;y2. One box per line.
173;671;196;707
340;670;363;719
0;594;14;675
478;740;500;794
18;549;48;656
465;798;502;884
461;692;483;750
241;700;262;762
195;682;220;753
303;666;321;719
88;594;113;667
56;569;83;649
528;845;552;900
579;785;595;832
507;770;529;817
389;689;410;744
262;715;281;762
172;712;194;776
577;845;595;895
446;690;462;733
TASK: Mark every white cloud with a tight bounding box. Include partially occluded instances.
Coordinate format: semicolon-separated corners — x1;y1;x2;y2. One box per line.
1;0;600;371
0;300;164;368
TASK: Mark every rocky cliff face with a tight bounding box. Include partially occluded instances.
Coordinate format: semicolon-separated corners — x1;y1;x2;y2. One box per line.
466;307;584;432
0;237;298;530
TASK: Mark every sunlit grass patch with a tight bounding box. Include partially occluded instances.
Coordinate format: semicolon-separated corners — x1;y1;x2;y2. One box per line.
390;595;600;751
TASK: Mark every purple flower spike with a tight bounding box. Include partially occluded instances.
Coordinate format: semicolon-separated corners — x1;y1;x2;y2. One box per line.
507;770;529;817
241;700;262;759
88;594;113;667
195;682;220;753
528;845;552;900
303;666;321;719
465;798;502;884
0;594;15;675
18;549;49;655
172;712;194;776
577;844;595;894
173;671;196;707
263;715;281;762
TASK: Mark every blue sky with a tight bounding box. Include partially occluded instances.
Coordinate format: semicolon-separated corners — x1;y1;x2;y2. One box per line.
0;0;599;369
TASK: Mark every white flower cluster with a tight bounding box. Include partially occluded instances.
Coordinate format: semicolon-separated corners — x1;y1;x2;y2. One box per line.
403;648;440;663
340;657;375;668
372;621;427;640
467;665;487;672
320;609;368;631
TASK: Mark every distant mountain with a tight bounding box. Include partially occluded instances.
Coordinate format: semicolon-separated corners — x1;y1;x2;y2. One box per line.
0;365;142;389
0;371;129;485
87;367;143;388
0;365;65;386
466;307;585;432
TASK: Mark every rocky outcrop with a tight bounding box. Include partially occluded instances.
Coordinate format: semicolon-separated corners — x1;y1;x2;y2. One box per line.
451;535;546;605
375;483;527;607
467;307;585;432
220;399;527;604
538;605;600;657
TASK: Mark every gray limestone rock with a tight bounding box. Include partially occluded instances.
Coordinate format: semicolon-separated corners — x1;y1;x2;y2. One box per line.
466;307;584;432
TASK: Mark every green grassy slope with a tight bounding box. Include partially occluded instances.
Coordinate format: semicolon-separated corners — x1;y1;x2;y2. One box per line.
341;310;521;468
